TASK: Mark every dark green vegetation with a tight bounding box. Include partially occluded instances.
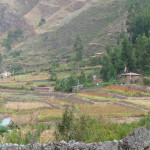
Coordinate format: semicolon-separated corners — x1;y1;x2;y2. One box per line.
74;35;84;62
100;0;150;81
55;71;93;92
38;18;46;27
2;29;23;52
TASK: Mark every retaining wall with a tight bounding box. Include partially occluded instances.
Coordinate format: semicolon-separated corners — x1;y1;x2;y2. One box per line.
0;127;150;150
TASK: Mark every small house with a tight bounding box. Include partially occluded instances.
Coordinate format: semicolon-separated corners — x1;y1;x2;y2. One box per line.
121;72;143;84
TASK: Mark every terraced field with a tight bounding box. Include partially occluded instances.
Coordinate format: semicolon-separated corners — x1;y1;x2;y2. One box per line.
0;72;149;128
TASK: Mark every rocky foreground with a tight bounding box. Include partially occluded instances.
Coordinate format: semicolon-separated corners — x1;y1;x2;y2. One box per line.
0;128;150;150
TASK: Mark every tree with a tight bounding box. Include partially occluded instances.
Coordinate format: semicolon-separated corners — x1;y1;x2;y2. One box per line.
74;35;83;62
55;109;74;141
127;0;150;42
121;37;135;72
79;70;86;84
134;35;149;74
100;56;117;81
38;18;46;27
54;75;78;92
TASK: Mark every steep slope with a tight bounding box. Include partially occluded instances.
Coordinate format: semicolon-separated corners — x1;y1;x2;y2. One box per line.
0;0;127;69
0;0;39;33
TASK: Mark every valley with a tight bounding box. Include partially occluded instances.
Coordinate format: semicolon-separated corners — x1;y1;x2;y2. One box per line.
0;0;149;146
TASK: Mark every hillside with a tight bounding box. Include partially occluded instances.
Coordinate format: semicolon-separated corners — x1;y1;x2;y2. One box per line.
0;0;127;70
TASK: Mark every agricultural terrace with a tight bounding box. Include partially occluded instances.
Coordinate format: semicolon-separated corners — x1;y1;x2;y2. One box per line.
0;71;149;144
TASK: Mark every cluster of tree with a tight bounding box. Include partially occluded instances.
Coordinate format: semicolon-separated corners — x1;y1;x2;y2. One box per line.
100;0;150;81
2;29;23;51
54;71;93;92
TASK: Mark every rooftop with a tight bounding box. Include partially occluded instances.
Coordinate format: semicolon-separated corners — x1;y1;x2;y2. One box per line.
122;72;142;76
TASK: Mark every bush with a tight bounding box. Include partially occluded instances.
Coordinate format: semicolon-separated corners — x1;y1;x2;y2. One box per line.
38;18;46;27
78;71;86;84
84;82;96;88
139;112;150;128
6;123;51;144
10;50;21;58
55;75;78;92
50;72;57;81
143;78;150;86
55;109;140;143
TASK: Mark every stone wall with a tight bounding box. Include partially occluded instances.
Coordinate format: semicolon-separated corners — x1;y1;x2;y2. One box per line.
0;128;150;150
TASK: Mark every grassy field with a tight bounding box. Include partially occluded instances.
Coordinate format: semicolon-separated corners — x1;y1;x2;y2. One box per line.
77;104;146;118
4;102;51;110
104;85;150;97
123;100;150;109
78;94;116;102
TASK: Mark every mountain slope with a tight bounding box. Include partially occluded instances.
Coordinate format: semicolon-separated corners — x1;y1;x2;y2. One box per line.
0;0;127;69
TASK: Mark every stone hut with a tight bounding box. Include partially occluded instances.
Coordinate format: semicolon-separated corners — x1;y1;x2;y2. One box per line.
121;72;143;84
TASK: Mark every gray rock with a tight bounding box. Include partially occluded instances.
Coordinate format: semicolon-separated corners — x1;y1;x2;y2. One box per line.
119;127;150;150
0;128;150;150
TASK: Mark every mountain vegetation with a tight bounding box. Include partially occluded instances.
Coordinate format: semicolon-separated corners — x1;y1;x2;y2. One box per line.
0;0;127;71
100;0;150;81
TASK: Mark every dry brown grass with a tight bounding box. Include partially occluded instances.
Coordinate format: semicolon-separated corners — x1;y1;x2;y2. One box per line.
77;104;146;118
40;129;55;143
12;111;41;125
48;99;69;106
125;100;150;109
41;109;63;116
80;92;113;98
0;97;4;101
4;102;51;110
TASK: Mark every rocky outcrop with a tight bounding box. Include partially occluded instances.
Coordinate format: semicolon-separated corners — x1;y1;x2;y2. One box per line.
0;4;19;33
120;127;150;150
0;127;150;150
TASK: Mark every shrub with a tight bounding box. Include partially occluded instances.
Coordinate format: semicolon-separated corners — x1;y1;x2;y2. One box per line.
143;78;150;86
55;75;78;92
139;112;150;128
50;72;57;81
38;18;46;27
10;50;21;58
55;109;74;141
55;109;140;143
5;123;51;144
